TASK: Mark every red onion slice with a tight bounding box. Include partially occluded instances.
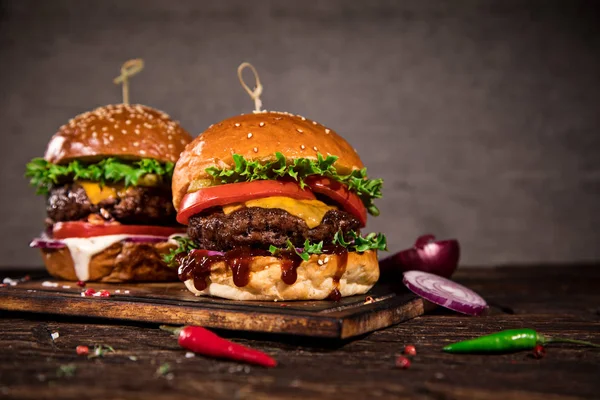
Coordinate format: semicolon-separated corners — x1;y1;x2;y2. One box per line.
190;249;225;257
403;270;488;316
122;236;170;244
30;235;171;249
30;238;66;249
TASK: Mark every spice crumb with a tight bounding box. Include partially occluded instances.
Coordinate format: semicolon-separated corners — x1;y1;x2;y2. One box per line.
185;352;195;359
2;277;18;286
395;355;411;369
51;332;59;341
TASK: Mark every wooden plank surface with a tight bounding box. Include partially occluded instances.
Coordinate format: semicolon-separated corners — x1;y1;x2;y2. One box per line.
1;265;599;400
0;276;427;339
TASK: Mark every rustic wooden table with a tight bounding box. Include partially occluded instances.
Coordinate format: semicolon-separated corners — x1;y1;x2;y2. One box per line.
1;265;599;399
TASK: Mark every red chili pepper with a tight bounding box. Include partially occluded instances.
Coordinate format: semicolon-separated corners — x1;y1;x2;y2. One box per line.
83;288;96;296
160;325;277;368
99;290;111;297
77;281;86;288
76;345;89;356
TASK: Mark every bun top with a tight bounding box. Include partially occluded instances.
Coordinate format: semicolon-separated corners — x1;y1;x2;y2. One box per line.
172;111;364;209
45;104;193;164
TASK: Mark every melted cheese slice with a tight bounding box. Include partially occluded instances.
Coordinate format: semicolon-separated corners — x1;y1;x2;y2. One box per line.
222;196;336;229
78;181;118;204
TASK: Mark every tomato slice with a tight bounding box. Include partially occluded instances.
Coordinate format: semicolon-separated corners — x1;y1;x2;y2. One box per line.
305;176;367;227
53;221;186;239
177;180;316;224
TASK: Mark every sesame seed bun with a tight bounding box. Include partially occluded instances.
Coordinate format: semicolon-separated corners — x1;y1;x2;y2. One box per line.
172;112;364;210
182;250;379;301
45;104;193;165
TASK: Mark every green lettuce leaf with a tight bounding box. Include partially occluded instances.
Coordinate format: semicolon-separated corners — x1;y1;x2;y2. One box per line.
166;231;386;266
25;157;174;195
164;236;198;267
205;152;383;216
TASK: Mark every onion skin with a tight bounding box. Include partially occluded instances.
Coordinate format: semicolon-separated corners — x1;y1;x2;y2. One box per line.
380;234;460;279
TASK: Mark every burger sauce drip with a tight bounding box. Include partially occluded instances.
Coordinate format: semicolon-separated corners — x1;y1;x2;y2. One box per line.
177;252;223;291
325;246;348;301
178;246;348;297
178;248;271;290
224;248;270;287
279;250;303;285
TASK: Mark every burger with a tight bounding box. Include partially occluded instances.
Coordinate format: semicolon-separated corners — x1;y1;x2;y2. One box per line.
26;104;193;282
168;111;386;301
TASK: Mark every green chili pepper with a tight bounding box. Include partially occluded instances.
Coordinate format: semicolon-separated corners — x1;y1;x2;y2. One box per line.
443;328;600;354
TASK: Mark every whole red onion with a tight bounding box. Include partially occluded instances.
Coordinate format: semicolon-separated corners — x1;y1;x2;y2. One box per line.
380;234;460;278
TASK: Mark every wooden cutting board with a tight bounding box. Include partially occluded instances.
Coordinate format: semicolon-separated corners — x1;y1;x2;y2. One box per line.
0;274;429;339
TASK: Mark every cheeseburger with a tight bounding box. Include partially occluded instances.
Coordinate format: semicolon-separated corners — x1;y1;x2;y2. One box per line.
26;104;193;282
168;111;386;301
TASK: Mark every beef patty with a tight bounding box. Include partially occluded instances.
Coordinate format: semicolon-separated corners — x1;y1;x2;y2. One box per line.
47;183;177;226
188;207;361;251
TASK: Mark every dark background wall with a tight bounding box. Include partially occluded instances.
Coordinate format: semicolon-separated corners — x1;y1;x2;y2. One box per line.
1;0;599;270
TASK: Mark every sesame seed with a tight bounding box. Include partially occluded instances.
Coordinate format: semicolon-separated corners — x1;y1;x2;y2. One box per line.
168;135;173;140
247;133;253;138
125;120;131;125
313;146;318;151
140;150;146;155
180;139;186;145
102;127;108;132
134;129;140;135
317;259;323;265
253;147;258;153
324;256;330;263
168;144;174;149
301;145;306;150
301;116;306;121
259;122;265;127
325;128;330;134
121;147;127;151
109;135;114;141
92;132;97;138
312;121;317;125
133;142;139;147
114;124;119;129
297;128;303;133
121;129;127;134
235;123;240;127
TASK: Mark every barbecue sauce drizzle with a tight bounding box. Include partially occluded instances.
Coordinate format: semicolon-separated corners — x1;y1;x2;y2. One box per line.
177;246;349;300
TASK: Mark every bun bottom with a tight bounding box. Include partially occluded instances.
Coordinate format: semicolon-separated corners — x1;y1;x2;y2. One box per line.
39;241;178;282
183;250;379;301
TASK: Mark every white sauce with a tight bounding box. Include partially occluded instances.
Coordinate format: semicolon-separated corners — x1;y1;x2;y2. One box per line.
61;235;132;281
